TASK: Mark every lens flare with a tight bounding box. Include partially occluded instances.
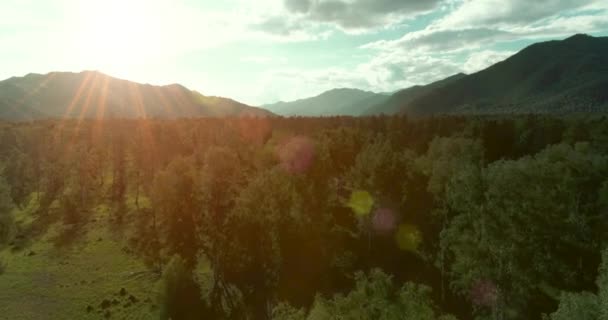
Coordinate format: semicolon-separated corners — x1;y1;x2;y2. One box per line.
372;208;397;234
277;136;316;174
470;279;499;307
395;224;422;252
347;190;374;217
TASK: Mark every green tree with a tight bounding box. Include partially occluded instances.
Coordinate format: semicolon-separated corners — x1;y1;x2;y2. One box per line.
159;255;209;320
4;151;34;207
0;174;14;243
277;269;457;320
151;156;200;265
549;248;608;320
418;136;485;302
110;130;127;215
220;168;304;319
443;143;608;319
198;146;246;314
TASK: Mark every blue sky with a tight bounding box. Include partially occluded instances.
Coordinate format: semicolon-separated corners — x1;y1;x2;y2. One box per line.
1;0;607;105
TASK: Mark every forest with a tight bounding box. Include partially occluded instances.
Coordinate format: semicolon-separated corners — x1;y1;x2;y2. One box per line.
1;115;608;319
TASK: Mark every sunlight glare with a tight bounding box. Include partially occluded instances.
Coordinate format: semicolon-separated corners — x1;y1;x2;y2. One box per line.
73;0;163;75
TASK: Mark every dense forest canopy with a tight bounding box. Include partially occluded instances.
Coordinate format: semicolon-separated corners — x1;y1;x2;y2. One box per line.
1;115;608;319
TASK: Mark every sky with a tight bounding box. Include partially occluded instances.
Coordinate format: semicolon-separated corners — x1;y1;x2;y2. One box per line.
1;0;608;106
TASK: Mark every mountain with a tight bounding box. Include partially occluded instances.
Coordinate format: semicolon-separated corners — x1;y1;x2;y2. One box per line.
397;34;608;116
365;73;467;115
263;88;390;116
0;71;271;120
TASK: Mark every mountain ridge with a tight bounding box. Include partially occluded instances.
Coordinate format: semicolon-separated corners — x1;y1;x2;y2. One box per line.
397;34;608;116
365;73;467;115
263;88;390;116
0;70;272;120
2;34;607;120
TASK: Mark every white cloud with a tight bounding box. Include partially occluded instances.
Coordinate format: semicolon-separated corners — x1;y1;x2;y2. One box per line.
463;50;514;74
509;12;608;37
436;0;597;29
363;27;514;53
249;14;332;41
251;0;444;38
362;0;608;58
359;51;462;89
284;0;441;30
254;50;464;103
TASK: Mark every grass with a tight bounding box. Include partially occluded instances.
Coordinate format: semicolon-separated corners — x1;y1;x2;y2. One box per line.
0;194;160;319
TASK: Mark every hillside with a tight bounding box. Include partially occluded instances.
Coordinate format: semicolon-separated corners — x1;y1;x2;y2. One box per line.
365;73;467;115
0;71;271;120
399;34;608;116
263;88;390;116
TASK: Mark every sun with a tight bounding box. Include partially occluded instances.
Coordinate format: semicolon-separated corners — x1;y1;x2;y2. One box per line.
73;0;163;74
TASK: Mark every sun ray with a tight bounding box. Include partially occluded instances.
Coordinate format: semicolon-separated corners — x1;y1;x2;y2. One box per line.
128;82;147;119
10;72;57;120
92;73;110;144
153;86;176;118
73;72;101;133
163;84;198;118
52;71;94;148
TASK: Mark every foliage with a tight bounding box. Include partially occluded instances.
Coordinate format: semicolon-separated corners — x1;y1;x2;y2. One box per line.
0;174;14;243
151;156;200;264
442;143;608;318
548;248;608;320
159;255;209;320
1;116;608;319
273;269;457;320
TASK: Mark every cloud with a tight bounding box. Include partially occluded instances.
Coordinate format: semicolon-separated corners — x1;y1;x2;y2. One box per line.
363;0;608;54
509;11;608;37
364;27;514;53
254;0;443;37
286;0;441;26
298;0;608;106
437;0;601;29
284;0;311;13
3;0;608;106
249;15;331;41
463;50;514;73
255;49;464;104
360;51;463;89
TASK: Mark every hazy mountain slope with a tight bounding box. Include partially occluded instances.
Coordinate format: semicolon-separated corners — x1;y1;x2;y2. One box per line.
0;71;271;120
365;73;467;115
401;34;608;116
342;93;392;116
263;88;389;116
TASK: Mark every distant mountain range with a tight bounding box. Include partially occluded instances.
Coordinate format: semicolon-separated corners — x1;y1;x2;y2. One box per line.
1;34;606;120
263;88;390;116
264;34;608;117
397;34;608;116
364;73;467;115
0;71;271;120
